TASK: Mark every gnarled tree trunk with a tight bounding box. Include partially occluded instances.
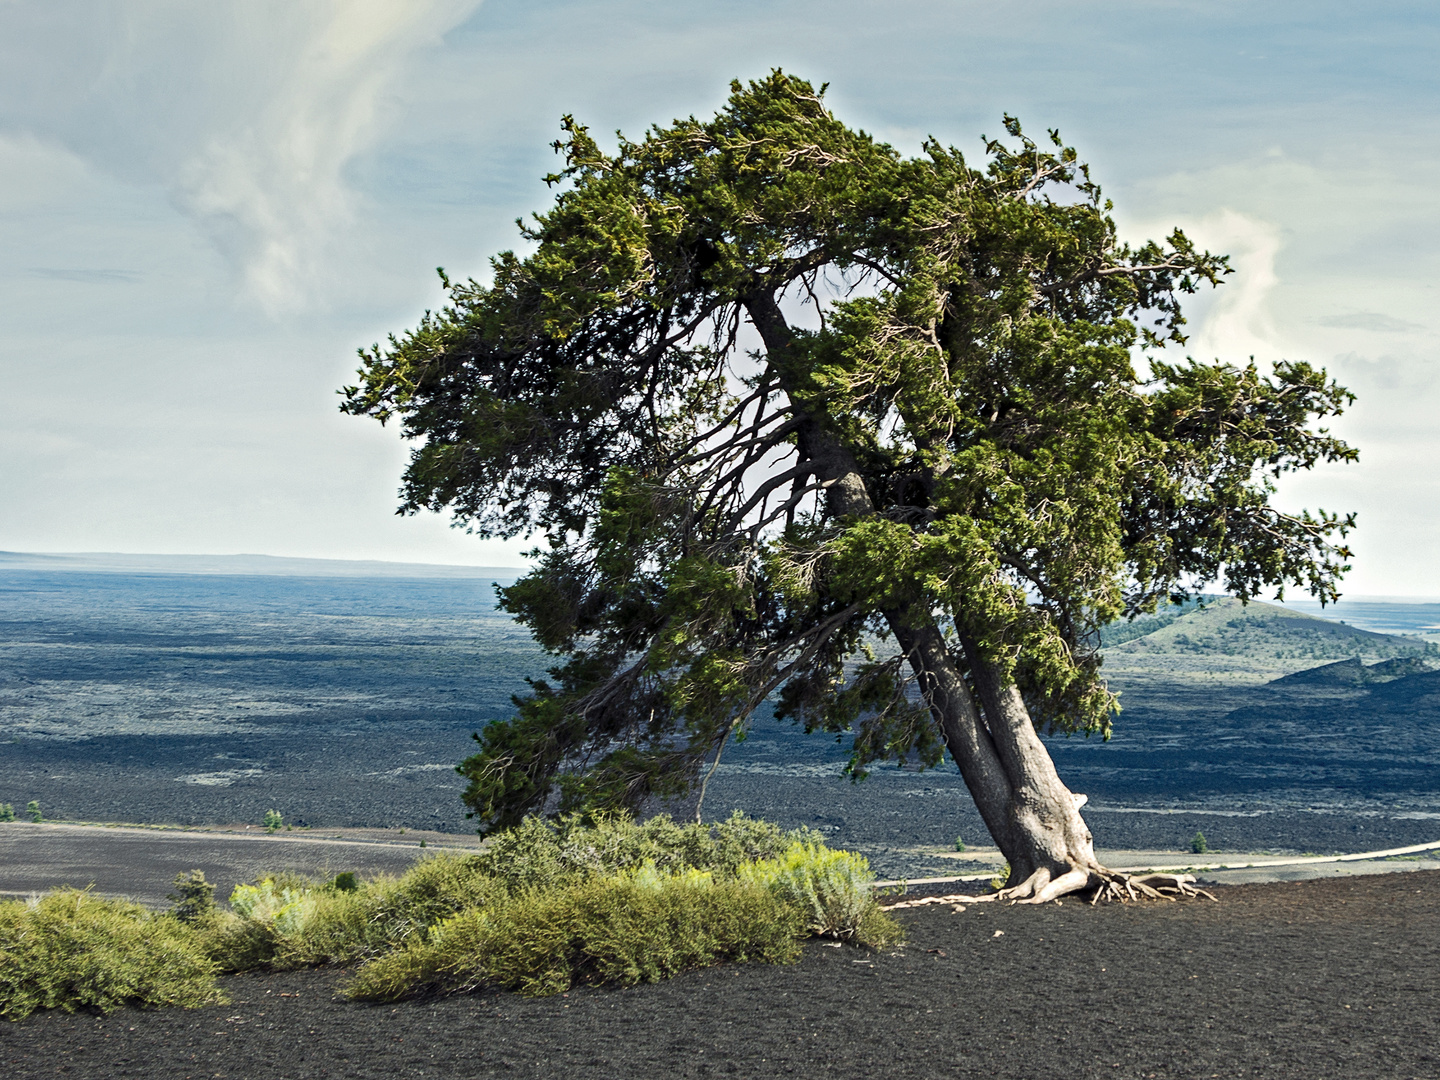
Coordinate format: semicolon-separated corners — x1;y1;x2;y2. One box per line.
747;288;1133;903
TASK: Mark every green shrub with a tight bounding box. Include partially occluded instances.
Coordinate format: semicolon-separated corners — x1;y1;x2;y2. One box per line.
0;803;14;822
190;907;280;973
166;870;216;924
263;809;283;832
345;872;802;1001
472;810;815;891
206;856;505;970
200;815;894;995
25;801;41;824
0;891;222;1020
738;841;901;945
323;855;503;960
229;876;317;936
1191;831;1208;855
953;836;966;852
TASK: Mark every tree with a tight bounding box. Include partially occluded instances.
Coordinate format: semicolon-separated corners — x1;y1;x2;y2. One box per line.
343;73;1356;903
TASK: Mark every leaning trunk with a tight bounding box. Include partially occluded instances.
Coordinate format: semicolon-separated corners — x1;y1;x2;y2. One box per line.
744;288;1109;901
880;604;1104;902
957;635;1105;900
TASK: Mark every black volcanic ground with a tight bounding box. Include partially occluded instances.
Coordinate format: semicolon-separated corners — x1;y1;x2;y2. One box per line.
3;571;1439;878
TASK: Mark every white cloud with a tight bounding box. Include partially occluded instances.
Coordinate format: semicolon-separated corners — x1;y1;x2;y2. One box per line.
165;1;484;314
0;1;483;315
1173;209;1286;364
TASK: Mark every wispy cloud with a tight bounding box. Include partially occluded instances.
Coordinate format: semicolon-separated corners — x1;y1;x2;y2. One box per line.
1317;313;1424;333
0;1;483;316
1177;209;1285;363
29;267;141;284
165;1;484;314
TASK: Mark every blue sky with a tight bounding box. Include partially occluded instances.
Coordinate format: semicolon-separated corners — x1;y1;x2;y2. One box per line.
2;1;1436;595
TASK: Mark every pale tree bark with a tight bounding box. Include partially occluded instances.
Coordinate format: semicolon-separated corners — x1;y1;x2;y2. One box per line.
744;289;1203;903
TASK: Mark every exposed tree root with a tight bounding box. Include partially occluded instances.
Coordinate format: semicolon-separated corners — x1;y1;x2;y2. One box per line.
1086;871;1218;905
880;869;1217;911
1004;866;1218;905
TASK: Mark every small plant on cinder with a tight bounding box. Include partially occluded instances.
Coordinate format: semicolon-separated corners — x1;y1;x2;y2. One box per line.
263;809;283;833
330;872;359;893
25;801;42;823
953;836;966;853
167;870;217;924
1190;831;1208;855
0;803;14;822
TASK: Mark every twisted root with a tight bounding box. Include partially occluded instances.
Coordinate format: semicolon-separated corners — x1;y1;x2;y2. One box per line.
879;870;1218;911
1086;871;1217;905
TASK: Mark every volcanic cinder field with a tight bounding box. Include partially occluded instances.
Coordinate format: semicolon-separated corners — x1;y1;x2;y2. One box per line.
2;556;1440;880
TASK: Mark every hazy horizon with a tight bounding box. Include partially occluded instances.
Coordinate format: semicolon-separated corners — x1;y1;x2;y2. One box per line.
3;3;1437;592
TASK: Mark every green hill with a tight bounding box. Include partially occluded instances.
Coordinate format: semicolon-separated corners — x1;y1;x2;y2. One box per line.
1109;597;1436;664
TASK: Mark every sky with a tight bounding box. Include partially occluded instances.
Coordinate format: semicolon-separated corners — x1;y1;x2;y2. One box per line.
1;1;1436;596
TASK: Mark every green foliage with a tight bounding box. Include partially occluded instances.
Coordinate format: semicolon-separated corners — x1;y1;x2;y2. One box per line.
344;73;1355;833
0;803;14;822
249;813;814;972
229;877;317;937
344;873;803;1001
954;836;966;853
738;841;900;944
25;801;41;824
1;816;893;1013
331;871;359;892
205;862;496;970
282;857;506;967
471;811;813;891
263;809;283;832
166;870;216;924
0;891;222;1020
1191;831;1209;855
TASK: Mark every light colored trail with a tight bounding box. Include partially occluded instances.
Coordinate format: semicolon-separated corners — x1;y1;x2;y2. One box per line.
872;839;1440;889
0;821;482;907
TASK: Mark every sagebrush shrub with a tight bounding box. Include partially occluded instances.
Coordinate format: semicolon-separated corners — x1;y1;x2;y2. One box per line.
0;891;222;1020
472;810;817;890
345;872;802;1001
276;858;506;967
230;877;318;936
194;814;896;997
739;841;901;944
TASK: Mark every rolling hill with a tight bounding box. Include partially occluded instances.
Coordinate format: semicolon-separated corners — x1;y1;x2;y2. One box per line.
1107;597;1436;665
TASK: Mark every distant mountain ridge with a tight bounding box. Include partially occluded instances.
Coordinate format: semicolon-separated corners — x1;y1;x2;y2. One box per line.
0;551;525;580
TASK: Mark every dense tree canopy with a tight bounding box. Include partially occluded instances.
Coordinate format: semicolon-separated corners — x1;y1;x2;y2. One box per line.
344;74;1355;901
